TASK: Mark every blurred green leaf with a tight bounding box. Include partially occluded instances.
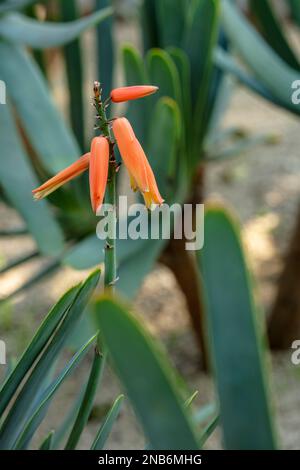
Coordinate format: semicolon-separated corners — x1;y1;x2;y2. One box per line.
155;0;186;47
249;0;300;69
0;0;36;14
146;97;181;201
90;394;124;450
185;0;220;158
222;0;299;109
117;237;166;299
198;414;219;447
0;8;112;47
141;0;159;52
168;47;191;129
96;0;114;100
122;44;148;142
0;103;65;254
94;298;199;450
15;334;97;449
65;341;106;449
183;0;219;104
289;0;300;26
39;430;54;450
0;285;79;417
199;205;277;449
0;42;79;173
147;48;182;106
60;0;84;151
0;270;100;449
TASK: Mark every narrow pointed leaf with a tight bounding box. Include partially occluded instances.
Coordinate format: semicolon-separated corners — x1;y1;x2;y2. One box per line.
0;8;112;48
0;285;79;417
0;270;100;449
0;42;79;173
91;394;124;450
0;103;65;254
94;298;199;450
249;0;300;70
14;334;97;449
199;205;277;449
65;343;106;449
222;0;299;108
39;430;54;450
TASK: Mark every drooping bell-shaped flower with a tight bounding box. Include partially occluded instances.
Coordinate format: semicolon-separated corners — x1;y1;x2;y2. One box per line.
32;153;90;200
89;136;109;213
110;85;158;103
113;117;164;208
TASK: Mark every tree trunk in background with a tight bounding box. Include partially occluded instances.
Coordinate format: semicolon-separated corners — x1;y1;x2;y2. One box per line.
160;166;209;369
160;237;208;370
268;203;300;348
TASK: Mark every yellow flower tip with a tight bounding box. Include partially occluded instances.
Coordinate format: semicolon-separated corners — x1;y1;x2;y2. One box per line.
110;85;158;103
89;136;110;214
32;153;90;200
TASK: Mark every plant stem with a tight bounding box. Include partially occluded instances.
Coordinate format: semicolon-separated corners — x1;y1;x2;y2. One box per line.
93;82;117;291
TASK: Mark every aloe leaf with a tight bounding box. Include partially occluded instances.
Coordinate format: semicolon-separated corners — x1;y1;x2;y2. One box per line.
65;341;106;449
198;415;219;447
249;0;300;70
0;42;79;174
140;0;159;52
14;334;97;449
90;394;124;450
39;430;54;450
0;270;100;449
155;0;186;47
60;0;84;151
0;8;112;48
183;0;220;104
199;205;277;449
0;0;36;14
96;0;114;100
0;103;64;254
52;385;86;448
94;298;199;450
122;44;148;142
167;47;191;128
147;48;182;106
185;0;220;158
117;238;166;299
222;0;299;108
146;97;181;201
0;285;79;418
63;233;146;271
289;0;300;26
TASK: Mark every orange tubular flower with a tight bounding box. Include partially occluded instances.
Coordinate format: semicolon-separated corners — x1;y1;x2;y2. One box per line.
113;117;164;209
89;136;109;213
110;85;158;103
32;153;90;200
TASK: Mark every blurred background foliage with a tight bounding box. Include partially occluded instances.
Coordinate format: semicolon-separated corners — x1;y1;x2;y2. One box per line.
0;0;299;450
